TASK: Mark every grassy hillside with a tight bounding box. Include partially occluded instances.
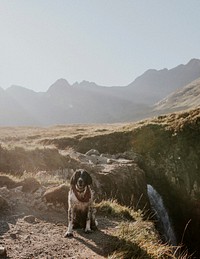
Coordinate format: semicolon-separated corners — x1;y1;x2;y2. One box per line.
0;123;127;173
1;108;200;256
154;78;200;113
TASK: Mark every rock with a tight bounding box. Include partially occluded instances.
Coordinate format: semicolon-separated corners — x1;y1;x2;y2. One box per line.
43;184;69;208
92;163;150;210
71;161;150;211
33;186;46;198
0;195;9;212
107;158;115;164
115;151;143;163
100;153;115;159
0;221;9;235
0;246;6;256
12;186;23;193
17;177;41;193
0;187;9;197
0;175;17;189
10;233;17;239
87;155;108;165
85;149;100;156
23;215;36;224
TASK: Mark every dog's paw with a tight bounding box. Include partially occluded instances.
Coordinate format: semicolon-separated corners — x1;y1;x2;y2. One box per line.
64;231;74;238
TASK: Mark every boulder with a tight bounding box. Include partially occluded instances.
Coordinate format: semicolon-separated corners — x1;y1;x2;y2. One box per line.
92;163;149;210
85;149;100;156
17;177;41;193
43;184;69;208
68;159;150;211
0;175;17;189
56;150;150;211
23;215;36;224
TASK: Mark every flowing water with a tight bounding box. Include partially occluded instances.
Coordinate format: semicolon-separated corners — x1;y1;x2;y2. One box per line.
147;184;177;246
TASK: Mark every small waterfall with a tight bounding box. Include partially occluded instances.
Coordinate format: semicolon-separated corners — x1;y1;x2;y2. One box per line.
147;184;177;246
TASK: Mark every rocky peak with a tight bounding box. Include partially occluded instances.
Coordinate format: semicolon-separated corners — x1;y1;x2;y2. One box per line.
47;78;71;95
187;58;200;67
72;80;98;88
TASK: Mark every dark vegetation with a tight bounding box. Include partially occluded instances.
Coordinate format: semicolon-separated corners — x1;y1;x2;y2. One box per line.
0;146;69;174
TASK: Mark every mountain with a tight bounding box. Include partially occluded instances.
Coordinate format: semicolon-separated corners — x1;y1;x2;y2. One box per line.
0;87;37;126
72;59;200;105
45;79;149;124
153;78;200;113
1;58;200;126
124;58;200;104
6;84;69;125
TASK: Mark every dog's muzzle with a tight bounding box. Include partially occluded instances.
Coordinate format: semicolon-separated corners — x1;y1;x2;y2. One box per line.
77;178;85;188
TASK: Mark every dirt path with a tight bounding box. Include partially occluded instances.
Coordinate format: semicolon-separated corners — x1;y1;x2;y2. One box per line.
0;210;120;259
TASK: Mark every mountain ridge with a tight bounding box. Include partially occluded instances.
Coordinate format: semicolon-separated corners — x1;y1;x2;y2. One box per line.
1;58;200;126
126;58;200;103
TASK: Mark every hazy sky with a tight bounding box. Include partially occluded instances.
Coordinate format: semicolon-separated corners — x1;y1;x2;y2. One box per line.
0;0;200;92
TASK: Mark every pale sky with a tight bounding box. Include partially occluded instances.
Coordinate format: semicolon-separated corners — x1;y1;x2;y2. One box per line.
0;0;200;92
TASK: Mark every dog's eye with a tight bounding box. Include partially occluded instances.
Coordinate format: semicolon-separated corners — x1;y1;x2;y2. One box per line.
75;172;81;180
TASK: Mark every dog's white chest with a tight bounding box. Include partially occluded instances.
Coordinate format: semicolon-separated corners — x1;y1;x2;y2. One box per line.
69;189;91;210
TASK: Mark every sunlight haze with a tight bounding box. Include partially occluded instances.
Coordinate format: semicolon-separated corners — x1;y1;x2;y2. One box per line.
0;0;200;91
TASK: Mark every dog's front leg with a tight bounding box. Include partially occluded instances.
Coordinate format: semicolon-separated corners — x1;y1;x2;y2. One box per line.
85;206;92;233
64;206;74;237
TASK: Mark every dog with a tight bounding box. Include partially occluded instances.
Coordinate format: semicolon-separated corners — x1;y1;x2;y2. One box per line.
64;169;97;237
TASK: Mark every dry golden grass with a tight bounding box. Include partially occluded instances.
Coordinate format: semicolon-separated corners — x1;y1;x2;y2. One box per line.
0;109;198;257
0;108;199;151
0;123;126;150
97;200;187;259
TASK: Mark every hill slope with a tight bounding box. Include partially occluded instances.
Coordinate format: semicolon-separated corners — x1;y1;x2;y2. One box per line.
154;78;200;113
0;108;200;256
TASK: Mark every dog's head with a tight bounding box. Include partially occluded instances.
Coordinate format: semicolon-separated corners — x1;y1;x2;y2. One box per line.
70;169;92;189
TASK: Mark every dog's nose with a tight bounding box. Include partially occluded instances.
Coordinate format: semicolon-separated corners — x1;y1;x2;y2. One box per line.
78;178;83;186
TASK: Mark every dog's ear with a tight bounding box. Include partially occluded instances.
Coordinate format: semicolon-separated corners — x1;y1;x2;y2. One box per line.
70;174;76;185
70;171;78;185
85;171;92;185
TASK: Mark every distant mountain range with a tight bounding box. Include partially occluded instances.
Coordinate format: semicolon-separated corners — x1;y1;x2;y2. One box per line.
0;58;200;126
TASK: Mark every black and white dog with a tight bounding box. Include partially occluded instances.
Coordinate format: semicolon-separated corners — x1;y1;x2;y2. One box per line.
64;169;97;237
